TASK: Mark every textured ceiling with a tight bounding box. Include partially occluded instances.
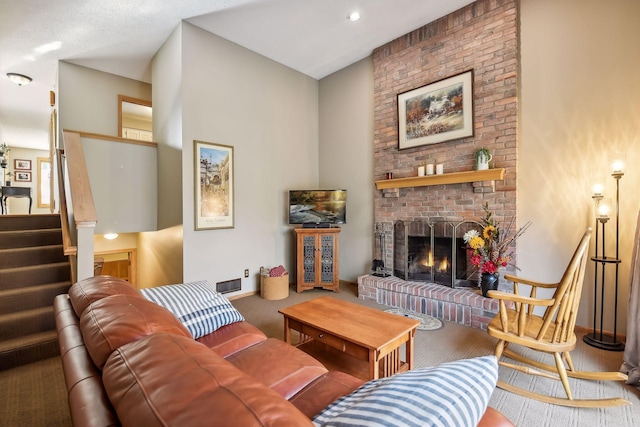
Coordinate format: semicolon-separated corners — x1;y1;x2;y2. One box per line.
0;0;474;150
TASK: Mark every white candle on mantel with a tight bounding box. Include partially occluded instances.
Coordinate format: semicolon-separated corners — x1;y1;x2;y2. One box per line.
418;166;425;176
436;164;444;175
426;164;434;175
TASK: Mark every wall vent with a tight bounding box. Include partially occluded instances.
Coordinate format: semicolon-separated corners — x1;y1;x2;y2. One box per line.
216;278;241;294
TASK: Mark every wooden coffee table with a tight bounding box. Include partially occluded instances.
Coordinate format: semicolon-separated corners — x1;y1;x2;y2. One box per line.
279;296;420;381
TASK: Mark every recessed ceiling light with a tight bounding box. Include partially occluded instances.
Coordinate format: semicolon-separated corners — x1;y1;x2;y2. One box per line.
7;73;32;86
347;11;361;22
103;233;119;240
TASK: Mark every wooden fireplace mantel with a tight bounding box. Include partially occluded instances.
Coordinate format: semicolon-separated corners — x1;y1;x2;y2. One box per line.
374;168;505;190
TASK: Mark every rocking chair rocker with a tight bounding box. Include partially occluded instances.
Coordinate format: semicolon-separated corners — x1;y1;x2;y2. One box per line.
487;229;630;407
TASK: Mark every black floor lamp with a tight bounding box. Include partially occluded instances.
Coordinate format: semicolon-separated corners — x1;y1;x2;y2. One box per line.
583;154;625;351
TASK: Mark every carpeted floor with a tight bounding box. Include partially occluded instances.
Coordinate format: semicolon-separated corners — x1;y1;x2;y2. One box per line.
0;356;70;426
1;282;639;426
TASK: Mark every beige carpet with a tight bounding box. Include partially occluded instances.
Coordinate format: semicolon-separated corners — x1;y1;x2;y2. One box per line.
232;283;640;427
0;356;70;426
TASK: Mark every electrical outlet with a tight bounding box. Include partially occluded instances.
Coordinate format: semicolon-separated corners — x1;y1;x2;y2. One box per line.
244;269;249;278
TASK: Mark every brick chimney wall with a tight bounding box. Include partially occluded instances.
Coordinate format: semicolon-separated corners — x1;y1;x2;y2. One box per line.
372;0;519;264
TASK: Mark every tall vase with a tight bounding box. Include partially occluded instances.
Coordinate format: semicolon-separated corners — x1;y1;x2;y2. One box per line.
480;272;500;297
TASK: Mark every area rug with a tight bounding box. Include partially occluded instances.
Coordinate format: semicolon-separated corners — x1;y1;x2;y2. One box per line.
384;308;443;331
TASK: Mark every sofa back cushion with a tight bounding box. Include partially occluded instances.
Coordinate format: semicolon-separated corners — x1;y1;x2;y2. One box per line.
69;276;142;316
80;294;192;369
103;333;314;427
140;280;244;339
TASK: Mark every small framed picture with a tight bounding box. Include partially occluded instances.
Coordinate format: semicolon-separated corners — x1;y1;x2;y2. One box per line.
15;171;32;182
14;159;32;170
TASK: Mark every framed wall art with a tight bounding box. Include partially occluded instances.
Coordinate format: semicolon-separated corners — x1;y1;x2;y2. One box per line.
14;159;31;170
15;171;32;182
397;70;474;149
194;140;234;230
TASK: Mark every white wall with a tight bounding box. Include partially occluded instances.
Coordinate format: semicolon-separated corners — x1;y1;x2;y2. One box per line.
2;147;50;215
82;137;157;234
178;22;319;292
141;24;186;286
319;58;375;282
519;0;640;333
59;62;151;138
152;25;184;230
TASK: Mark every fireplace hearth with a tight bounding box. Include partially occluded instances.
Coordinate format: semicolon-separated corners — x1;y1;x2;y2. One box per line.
394;220;481;288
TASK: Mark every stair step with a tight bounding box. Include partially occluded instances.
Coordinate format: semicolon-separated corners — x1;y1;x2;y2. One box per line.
0;214;61;232
0;244;67;268
0;306;55;340
0;330;59;371
0;281;71;314
0;263;71;290
0;214;70;370
0;228;63;249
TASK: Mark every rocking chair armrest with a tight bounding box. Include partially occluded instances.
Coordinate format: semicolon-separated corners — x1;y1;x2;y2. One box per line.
503;274;559;289
487;290;555;307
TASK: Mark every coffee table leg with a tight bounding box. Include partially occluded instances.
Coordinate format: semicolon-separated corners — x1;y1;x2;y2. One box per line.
406;329;416;371
370;349;379;379
283;317;291;344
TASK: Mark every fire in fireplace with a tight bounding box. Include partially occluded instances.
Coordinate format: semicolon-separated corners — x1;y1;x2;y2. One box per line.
394;220;481;288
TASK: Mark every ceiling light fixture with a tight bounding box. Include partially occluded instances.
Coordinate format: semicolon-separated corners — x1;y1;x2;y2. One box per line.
103;233;119;240
347;11;361;22
7;73;32;86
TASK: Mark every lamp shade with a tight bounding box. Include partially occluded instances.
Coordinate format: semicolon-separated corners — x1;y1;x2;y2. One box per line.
597;198;611;218
609;152;625;174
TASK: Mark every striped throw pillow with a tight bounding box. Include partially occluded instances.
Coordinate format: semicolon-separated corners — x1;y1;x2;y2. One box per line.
140;281;244;339
313;355;498;427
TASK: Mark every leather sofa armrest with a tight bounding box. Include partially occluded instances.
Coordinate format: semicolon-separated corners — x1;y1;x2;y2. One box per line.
54;294;119;427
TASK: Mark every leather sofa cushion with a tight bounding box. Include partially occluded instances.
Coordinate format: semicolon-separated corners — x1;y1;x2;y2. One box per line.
289;371;365;418
103;333;314;427
197;320;267;357
80;294;192;369
225;338;328;400
69;276;142;316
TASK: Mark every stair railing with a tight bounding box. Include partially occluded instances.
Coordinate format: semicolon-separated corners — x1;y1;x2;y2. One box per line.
57;131;97;282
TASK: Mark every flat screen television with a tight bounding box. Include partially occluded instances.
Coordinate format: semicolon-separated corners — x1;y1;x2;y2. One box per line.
288;190;346;225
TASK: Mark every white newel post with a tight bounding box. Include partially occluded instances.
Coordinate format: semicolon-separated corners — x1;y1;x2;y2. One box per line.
76;225;95;281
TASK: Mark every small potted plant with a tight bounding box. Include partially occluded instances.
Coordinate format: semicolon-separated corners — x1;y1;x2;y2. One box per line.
474;147;492;170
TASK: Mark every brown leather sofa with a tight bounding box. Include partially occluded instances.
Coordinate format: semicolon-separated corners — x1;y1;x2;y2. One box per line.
54;276;513;426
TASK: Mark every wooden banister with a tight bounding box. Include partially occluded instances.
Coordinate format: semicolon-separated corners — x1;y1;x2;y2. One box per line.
59;131;98;281
56;148;76;256
62;131;97;227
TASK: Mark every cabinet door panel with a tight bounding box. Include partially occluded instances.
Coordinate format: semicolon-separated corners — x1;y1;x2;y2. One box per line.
320;234;335;284
303;234;317;283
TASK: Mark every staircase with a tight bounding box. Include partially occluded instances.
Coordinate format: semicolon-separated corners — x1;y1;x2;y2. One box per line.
0;214;72;370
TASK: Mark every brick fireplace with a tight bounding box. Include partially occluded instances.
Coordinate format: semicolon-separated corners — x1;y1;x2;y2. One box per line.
360;0;519;329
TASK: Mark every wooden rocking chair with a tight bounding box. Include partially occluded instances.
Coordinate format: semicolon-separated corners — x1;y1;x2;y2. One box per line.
487;229;630;407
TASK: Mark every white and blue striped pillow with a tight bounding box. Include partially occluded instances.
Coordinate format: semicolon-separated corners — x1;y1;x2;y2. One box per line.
140;281;244;339
313;355;498;427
